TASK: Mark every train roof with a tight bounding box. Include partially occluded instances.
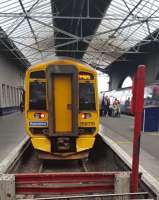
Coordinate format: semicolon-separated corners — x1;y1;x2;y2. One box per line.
27;57;96;74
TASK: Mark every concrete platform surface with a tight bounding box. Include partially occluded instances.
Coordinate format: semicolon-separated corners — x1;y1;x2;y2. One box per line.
0;112;26;162
101;115;159;159
100;115;159;194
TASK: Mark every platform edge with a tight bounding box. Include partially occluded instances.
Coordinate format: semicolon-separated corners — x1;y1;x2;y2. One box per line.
99;132;159;197
0;136;29;173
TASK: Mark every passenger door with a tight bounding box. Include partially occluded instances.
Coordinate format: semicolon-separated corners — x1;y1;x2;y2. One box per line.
53;75;72;133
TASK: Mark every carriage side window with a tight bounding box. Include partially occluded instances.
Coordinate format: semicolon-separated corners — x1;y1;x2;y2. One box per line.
79;83;95;110
29;82;46;110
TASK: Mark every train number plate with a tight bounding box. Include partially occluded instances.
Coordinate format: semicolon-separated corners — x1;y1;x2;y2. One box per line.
80;122;95;127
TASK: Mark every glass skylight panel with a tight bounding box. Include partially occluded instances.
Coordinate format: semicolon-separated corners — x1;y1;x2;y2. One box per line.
0;0;159;67
87;0;159;68
0;0;53;65
0;3;20;13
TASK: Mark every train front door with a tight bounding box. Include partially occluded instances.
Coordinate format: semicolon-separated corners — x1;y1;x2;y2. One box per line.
47;65;78;137
53;75;72;133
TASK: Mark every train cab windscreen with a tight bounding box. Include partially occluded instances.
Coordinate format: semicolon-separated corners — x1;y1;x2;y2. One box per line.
29;82;46;110
79;83;95;110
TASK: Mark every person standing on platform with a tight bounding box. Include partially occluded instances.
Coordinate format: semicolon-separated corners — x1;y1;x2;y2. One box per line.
112;98;120;117
117;99;121;117
101;94;105;117
20;89;25;112
104;96;110;117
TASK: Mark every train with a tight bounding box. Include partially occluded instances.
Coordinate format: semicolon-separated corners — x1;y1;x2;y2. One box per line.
25;58;99;160
100;82;159;115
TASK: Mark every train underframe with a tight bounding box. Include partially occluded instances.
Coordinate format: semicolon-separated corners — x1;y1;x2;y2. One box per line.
31;135;96;160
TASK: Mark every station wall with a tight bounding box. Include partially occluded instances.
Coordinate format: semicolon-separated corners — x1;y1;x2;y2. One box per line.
108;62;137;90
108;51;159;90
0;54;25;115
144;52;159;84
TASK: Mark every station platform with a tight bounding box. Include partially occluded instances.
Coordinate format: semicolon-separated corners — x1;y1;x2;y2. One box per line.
0;112;27;168
100;115;159;193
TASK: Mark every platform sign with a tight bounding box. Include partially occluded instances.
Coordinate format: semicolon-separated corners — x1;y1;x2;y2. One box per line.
131;65;145;193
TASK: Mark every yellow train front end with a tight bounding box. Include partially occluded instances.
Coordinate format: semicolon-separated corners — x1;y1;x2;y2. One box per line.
25;58;99;159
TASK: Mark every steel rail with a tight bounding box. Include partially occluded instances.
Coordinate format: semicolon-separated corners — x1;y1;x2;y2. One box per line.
38;162;43;173
80;159;88;172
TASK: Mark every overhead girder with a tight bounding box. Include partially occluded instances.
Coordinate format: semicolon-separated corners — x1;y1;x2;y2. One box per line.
0;27;30;69
50;0;112;59
1;0;159;69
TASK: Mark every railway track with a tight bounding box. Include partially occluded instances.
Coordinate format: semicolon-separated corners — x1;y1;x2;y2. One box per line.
9;137;112;199
5;135;154;199
13;149;97;174
35;159;88;174
8;135;120;174
31;157;89;175
15;158;93;200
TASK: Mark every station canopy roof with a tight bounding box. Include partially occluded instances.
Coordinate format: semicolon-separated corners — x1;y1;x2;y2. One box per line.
0;0;159;70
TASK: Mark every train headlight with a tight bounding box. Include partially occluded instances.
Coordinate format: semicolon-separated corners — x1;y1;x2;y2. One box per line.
81;113;91;119
34;112;45;119
40;113;45;118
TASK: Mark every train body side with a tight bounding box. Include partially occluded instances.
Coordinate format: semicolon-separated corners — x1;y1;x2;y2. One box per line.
100;83;159;115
